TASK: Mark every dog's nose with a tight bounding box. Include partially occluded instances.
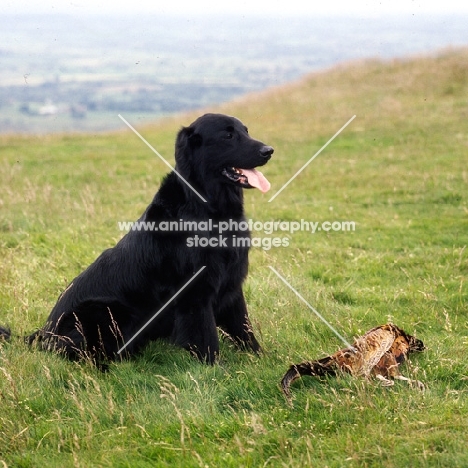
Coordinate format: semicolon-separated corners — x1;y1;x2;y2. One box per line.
260;146;274;158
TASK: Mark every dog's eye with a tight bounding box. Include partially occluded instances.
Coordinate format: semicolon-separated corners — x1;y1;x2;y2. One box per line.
224;125;235;139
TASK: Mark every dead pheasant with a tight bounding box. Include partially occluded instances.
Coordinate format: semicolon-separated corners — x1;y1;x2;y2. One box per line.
281;323;425;397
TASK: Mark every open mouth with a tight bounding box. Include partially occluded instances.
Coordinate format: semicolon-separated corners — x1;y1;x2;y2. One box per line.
222;167;271;193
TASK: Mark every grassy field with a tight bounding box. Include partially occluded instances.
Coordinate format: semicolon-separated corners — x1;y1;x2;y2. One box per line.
1;48;467;467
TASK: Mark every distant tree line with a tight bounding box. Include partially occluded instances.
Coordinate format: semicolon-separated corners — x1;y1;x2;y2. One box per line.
0;79;247;116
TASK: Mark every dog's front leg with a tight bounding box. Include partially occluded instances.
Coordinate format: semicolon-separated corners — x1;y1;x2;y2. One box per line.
217;289;261;353
172;304;219;364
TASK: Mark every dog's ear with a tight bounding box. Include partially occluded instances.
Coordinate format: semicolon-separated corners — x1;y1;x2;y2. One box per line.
175;126;202;176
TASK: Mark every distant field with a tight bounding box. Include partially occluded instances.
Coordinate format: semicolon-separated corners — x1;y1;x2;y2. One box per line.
0;106;169;135
1;49;467;467
2;13;468;134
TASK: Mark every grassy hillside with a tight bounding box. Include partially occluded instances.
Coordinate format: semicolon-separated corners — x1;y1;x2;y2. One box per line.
1;48;467;467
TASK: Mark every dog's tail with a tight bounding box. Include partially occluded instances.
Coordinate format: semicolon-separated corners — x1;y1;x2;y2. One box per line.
0;325;12;341
0;326;37;344
281;356;337;397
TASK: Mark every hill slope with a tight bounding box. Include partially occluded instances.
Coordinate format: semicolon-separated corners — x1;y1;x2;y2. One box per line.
0;48;467;467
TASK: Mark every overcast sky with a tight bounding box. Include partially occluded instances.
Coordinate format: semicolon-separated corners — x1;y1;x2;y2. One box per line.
3;0;468;16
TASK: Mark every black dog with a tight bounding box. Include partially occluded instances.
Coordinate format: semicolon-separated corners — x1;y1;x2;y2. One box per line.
0;114;273;365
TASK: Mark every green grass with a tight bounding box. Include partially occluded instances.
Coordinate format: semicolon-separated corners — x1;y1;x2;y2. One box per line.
1;48;468;467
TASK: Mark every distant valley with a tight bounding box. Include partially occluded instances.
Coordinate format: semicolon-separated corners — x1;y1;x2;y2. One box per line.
1;13;467;134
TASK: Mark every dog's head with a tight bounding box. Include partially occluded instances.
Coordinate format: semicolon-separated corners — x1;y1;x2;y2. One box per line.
175;114;273;194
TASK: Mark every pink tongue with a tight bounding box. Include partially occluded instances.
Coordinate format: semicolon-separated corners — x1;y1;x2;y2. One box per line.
241;168;271;193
